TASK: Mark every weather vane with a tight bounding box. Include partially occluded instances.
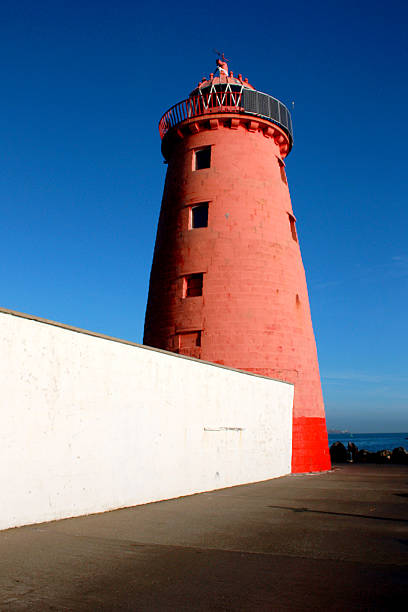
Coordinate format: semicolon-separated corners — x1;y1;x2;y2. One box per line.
213;49;229;76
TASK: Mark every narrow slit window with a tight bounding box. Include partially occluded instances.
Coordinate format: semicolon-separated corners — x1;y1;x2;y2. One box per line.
289;215;298;242
184;273;204;297
277;157;287;184
191;203;208;228
194;147;211;170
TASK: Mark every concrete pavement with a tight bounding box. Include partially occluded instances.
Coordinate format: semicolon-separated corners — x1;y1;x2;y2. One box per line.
1;464;407;610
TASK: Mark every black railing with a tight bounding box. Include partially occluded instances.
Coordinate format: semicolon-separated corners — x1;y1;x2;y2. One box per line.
159;88;293;146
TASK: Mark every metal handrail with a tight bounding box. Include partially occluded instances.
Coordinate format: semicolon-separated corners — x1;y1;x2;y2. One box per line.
158;89;293;146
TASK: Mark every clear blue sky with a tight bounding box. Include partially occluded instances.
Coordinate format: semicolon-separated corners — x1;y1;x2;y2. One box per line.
1;0;407;432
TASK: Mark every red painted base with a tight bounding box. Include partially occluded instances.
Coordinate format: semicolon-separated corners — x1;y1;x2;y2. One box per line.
292;417;332;473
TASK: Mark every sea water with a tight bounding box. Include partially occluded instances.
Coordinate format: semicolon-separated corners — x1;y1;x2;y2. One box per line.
328;432;408;452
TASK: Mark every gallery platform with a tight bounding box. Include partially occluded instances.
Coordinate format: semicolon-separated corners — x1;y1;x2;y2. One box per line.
1;464;407;610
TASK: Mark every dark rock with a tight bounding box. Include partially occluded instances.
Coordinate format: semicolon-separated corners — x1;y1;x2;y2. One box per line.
332;443;408;464
391;447;408;464
330;441;347;463
374;449;392;463
356;449;375;463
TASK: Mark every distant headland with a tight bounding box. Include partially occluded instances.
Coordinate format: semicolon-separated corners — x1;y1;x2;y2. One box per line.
327;429;351;434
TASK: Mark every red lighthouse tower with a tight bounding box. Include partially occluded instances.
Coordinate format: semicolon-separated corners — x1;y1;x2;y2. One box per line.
144;58;331;473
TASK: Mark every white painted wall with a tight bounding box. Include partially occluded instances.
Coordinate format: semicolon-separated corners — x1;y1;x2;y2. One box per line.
0;309;293;531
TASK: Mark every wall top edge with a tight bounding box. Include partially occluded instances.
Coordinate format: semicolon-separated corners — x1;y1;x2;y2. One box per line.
0;306;293;387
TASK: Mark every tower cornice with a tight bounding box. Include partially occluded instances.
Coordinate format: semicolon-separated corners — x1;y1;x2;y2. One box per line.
161;113;291;161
